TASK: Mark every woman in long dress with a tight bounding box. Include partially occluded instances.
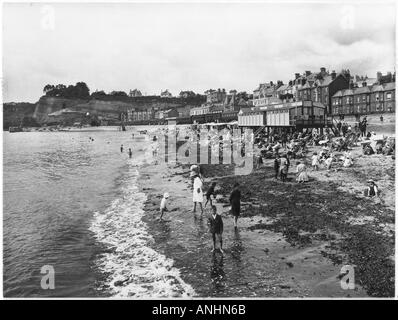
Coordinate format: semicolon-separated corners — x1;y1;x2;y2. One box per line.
192;174;204;215
296;161;309;183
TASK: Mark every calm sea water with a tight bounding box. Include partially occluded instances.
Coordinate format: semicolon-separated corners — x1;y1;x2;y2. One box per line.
3;127;193;297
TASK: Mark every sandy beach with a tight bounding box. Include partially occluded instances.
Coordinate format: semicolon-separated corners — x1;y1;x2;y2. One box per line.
138;137;394;298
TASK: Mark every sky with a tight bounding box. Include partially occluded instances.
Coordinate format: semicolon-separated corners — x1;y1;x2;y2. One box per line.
2;1;396;102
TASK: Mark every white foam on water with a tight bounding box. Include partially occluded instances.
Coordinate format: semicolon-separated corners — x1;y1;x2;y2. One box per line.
90;164;195;298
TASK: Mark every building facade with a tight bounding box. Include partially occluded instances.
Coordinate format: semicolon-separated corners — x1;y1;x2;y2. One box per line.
332;81;395;116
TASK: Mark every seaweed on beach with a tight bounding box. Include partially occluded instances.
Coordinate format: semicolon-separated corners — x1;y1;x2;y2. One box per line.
212;163;395;297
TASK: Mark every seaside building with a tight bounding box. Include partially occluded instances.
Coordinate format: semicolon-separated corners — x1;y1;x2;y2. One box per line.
205;88;227;104
129;89;142;97
296;69;350;114
252;81;282;107
189;104;224;116
131;109;154;121
160;89;172;98
332;80;396;116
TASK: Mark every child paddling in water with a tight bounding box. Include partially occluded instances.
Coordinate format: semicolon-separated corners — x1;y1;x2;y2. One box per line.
159;192;169;221
208;205;224;253
205;182;216;207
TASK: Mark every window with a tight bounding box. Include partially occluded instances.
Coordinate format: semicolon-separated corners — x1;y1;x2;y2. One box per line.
386;92;392;100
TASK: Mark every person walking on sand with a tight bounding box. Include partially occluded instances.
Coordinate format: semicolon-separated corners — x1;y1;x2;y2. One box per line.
229;183;241;229
120;144;124;153
159;192;169;221
208;205;224;253
192;174;204;215
274;154;280;179
128;148;132;158
205;182;216;208
279;154;288;182
311;152;319;171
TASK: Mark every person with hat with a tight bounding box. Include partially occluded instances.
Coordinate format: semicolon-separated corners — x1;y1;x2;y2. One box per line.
159;192;169;221
192;173;204;215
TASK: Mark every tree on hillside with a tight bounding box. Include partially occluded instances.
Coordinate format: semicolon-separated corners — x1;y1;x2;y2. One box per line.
43;82;90;99
75;82;90;98
43;84;55;93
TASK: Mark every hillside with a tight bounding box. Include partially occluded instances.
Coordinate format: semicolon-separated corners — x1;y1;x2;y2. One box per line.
3;102;39;129
3;95;205;128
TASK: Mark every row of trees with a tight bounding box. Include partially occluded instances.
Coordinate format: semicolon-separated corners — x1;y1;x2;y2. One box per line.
43;83;210;101
43;82;90;99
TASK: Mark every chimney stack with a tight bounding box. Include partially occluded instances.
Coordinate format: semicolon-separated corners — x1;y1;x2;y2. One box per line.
305;71;311;76
320;67;326;73
295;73;300;79
362;81;367;87
377;72;382;81
331;70;337;80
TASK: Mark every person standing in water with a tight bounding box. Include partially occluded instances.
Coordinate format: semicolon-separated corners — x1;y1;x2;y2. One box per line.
128;148;132;158
229;183;241;229
120;144;124;153
159;192;169;221
208;205;224;253
192;173;204;216
205;182;216;207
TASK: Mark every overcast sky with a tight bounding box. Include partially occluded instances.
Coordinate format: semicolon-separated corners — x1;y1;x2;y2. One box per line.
2;1;396;102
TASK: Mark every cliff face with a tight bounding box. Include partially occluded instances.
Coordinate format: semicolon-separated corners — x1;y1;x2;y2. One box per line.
33;97;89;124
32;96;202;125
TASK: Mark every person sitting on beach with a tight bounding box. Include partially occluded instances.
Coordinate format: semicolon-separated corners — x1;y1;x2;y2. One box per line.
311;152;319;171
159;192;169;221
205;182;217;207
363;144;375;155
229;183;241;229
364;180;379;198
296;161;309;183
208;205;224;253
342;151;353;167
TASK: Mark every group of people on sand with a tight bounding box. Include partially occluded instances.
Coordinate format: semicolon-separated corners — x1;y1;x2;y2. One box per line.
159;164;242;254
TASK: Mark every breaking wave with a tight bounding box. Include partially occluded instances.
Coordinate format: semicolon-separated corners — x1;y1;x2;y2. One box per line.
90;164;195;298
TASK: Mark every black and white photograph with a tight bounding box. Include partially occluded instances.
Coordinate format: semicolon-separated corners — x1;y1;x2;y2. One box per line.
1;0;396;300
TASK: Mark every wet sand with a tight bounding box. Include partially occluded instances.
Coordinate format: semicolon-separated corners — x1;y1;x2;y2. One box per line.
138;136;394;297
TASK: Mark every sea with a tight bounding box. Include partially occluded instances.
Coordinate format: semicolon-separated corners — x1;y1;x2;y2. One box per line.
2;127;194;297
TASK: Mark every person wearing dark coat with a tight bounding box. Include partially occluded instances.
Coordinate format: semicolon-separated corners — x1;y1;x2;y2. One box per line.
229;183;241;229
208;205;224;253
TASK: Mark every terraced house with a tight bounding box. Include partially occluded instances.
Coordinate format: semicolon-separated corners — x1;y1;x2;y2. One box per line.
296;69;350;114
332;81;395;116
